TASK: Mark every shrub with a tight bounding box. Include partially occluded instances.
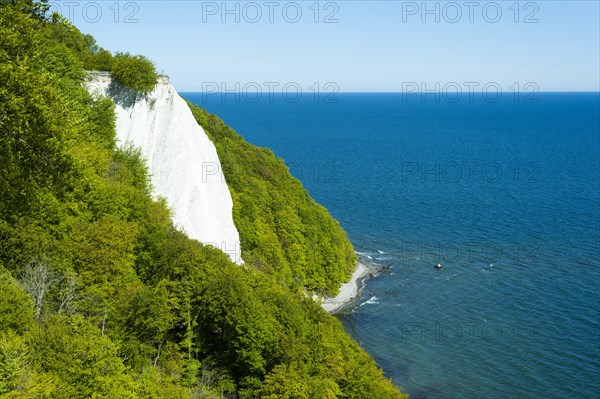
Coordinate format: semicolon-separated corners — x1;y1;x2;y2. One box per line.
85;49;114;71
111;52;158;93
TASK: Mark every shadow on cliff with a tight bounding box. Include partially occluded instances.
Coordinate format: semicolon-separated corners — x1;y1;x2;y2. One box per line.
107;79;145;109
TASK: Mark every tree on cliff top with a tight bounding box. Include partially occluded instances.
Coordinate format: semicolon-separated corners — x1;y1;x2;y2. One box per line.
111;52;158;94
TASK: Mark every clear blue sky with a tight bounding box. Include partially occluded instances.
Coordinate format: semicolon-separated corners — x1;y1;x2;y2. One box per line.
57;1;600;92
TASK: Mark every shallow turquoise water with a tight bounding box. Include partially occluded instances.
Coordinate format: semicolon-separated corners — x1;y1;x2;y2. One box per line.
185;92;600;398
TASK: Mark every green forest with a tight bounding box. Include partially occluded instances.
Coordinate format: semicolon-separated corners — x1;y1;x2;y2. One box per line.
0;1;407;397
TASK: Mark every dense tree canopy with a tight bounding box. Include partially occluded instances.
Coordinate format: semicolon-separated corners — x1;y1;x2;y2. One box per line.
0;1;406;398
189;106;356;295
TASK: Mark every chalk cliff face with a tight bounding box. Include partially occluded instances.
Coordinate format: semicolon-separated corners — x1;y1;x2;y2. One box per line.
87;72;242;264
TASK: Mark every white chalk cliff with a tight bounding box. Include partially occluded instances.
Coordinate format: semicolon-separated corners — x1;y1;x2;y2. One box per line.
86;72;242;264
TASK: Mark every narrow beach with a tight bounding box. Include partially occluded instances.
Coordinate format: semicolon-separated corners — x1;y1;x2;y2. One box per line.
321;261;371;313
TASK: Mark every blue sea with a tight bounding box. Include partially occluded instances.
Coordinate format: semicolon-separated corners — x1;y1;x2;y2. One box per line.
183;92;600;399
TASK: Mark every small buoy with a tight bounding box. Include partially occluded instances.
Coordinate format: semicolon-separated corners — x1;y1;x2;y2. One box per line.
434;263;443;270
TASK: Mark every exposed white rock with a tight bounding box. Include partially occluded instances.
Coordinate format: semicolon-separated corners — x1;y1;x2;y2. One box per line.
86;72;242;264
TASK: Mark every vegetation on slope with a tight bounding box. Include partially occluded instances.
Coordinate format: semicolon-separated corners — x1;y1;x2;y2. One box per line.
189;106;356;296
0;1;406;397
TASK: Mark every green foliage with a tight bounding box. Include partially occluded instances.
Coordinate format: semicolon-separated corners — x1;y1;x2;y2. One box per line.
0;270;34;334
86;49;113;71
0;330;57;398
111;53;158;94
259;364;310;398
0;1;407;398
0;0;49;20
29;315;138;398
189;105;357;295
45;13;114;73
0;331;29;395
